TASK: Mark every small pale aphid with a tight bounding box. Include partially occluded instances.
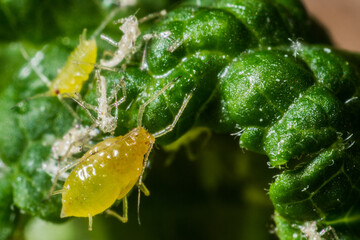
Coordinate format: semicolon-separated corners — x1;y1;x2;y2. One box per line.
49;77;196;230
71;69;126;135
100;10;167;69
100;15;141;68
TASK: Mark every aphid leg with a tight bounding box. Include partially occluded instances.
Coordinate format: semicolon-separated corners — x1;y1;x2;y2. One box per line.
88;214;93;231
110;78;127;121
137;76;181;127
57;94;82;121
102;50;114;59
152;87;196;138
138;183;150;196
52;189;65;195
100;34;119;47
105;197;128;223
137;141;154;225
69;93;97;123
48;158;85;198
95;69;106;102
140;40;149;71
108;78;125;104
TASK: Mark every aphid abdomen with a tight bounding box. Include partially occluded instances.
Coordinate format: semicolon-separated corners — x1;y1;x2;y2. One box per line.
61;152;121;217
50;38;97;96
61;127;154;218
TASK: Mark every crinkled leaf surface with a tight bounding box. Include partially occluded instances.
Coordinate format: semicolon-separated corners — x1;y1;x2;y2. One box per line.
1;0;360;240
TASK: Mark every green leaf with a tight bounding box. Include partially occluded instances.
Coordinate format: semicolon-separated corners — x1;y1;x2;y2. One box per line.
13;142;64;222
0;164;16;240
2;0;360;239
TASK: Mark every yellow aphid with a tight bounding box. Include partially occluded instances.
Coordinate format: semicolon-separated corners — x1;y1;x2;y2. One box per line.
61;126;154;218
18;30;97;120
50;31;97;96
49;77;196;230
20;30;96;97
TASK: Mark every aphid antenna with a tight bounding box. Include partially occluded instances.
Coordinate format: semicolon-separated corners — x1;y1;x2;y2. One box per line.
137;89;196;218
66;93;97;123
136;78;196;225
136;76;182;127
10;92;48;110
91;7;122;38
113;8;141;25
152;85;197;138
10;88;81;122
138;9;167;24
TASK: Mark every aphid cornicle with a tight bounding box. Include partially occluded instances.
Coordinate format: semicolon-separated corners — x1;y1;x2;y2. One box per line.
50;77;196;230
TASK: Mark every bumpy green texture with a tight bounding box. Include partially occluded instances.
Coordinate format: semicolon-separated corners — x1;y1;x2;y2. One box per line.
81;1;360;239
2;0;360;239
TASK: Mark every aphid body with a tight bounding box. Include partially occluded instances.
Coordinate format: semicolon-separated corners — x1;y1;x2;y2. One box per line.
60;127;154;218
50;77;195;230
50;32;97;96
18;31;97;120
100;15;140;68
